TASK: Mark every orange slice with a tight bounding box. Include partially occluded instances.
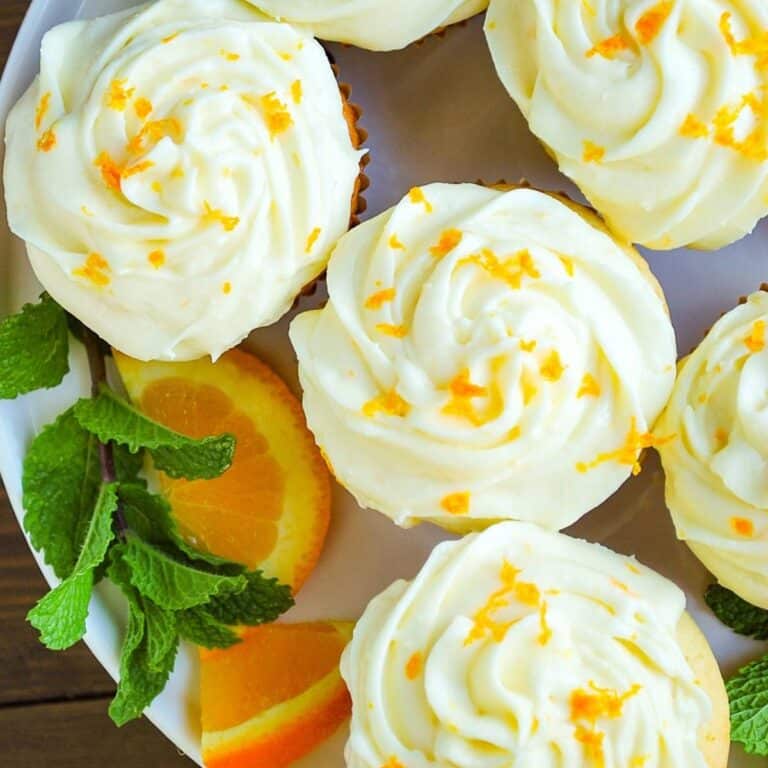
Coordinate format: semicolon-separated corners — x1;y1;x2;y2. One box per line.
200;622;353;768
114;349;331;592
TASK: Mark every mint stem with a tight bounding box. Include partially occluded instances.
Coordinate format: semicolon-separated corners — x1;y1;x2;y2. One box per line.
81;324;128;540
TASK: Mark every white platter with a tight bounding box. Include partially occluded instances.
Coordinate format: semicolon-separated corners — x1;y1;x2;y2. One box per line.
0;2;766;766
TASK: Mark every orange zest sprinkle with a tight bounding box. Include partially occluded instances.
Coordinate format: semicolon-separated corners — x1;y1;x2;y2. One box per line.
583;140;605;163
711;93;768;162
127;117;183;155
586;33;631;59
94;151;123;192
538;601;552;645
362;389;411;419
570;682;642;723
720;12;768;71
380;758;406;768
72;252;110;287
405;652;423;680
151;180;163;194
375;323;408;338
714;427;729;447
364;288;396;310
105;79;135;111
35;91;51;131
162;32;179;44
429;228;463;257
148;249;165;269
461;248;540;290
202;201;240;232
630;757;649;768
635;1;673;45
222;281;232;295
559;254;575;276
441;368;488;425
578;373;601;398
122;159;155;179
679;114;709;139
441;492;470;516
744;319;766;352
519;339;537;352
574;726;605;768
291;79;303;104
731;517;755;538
521;373;538;405
257;92;293;139
305;227;322;253
389;234;405;250
508;425;522;441
408;187;433;213
220;49;240;61
37;128;57;153
576;418;675;476
540;350;565;382
279;52;293;61
134;97;153;120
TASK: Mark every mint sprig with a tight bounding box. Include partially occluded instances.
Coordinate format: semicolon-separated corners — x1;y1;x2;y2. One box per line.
0;293;69;399
705;584;768;640
0;300;295;727
727;655;768;755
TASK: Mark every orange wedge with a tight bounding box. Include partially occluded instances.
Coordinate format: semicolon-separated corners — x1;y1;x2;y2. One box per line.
200;622;353;768
114;349;331;592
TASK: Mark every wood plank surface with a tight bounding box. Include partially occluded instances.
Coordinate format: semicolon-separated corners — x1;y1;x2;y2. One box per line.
0;3;195;765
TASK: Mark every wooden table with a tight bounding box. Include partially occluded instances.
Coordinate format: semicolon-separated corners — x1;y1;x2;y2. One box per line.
0;4;192;765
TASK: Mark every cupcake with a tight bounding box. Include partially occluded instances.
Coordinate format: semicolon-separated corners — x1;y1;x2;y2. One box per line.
290;183;676;531
244;0;488;51
4;0;365;362
342;521;729;768
656;290;768;609
485;0;768;250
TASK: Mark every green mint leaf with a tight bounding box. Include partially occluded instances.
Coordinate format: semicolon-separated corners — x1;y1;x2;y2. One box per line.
176;608;241;649
727;654;768;755
0;293;69;399
27;571;93;650
23;408;141;578
26;483;118;650
206;570;294;626
705;584;768;640
74;386;235;480
118;483;240;570
117;538;247;610
107;555;179;726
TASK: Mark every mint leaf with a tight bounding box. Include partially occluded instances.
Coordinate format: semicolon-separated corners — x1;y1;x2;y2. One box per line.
27;571;94;650
728;654;768;755
118;483;237;569
142;599;177;670
705;584;768;640
176;608;241;649
117;538;247;610
0;293;69;399
108;555;179;726
206;570;294;626
23;409;140;578
74;386;235;480
27;483;118;650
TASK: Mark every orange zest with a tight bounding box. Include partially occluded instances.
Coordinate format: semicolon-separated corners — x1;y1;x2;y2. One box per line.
586;34;631;59
35;91;51;131
635;1;673;45
362;389;411;419
440;492;470;516
460;248;540;290
115;349;331;592
744;319;766;352
200;622;352;768
429;228;463;257
364;288;396;310
72;252;110;287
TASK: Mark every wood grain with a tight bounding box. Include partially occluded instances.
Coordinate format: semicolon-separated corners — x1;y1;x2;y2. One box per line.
0;4;194;765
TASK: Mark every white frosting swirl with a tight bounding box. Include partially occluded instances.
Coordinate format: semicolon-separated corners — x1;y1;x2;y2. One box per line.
342;521;712;768
4;0;363;361
657;291;768;609
246;0;488;50
290;183;676;530
485;0;768;250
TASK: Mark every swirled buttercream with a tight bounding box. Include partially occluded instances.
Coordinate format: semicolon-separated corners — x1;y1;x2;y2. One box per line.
657;290;768;609
290;183;676;530
485;0;768;249
4;0;363;361
246;0;488;51
342;521;715;768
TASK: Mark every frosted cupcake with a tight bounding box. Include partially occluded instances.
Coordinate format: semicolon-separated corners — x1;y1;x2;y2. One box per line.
245;1;488;51
485;0;768;250
290;183;676;531
342;521;729;768
657;290;768;609
4;0;365;361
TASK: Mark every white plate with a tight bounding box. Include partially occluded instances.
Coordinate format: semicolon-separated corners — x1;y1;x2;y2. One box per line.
0;2;766;766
